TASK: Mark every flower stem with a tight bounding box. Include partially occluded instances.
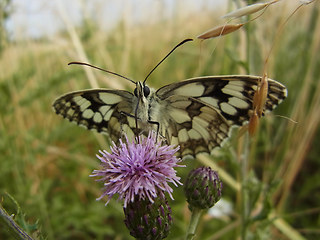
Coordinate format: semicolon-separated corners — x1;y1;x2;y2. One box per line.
241;132;250;240
185;207;202;240
0;204;34;240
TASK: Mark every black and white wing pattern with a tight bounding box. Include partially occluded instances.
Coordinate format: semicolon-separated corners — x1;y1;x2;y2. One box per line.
53;89;136;142
154;75;287;157
53;75;287;159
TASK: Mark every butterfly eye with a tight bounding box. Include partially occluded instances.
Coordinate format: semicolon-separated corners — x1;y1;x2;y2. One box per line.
143;85;150;97
134;88;138;97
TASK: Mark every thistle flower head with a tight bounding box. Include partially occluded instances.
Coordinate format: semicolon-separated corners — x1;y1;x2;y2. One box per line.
124;195;172;240
184;167;222;209
91;131;184;207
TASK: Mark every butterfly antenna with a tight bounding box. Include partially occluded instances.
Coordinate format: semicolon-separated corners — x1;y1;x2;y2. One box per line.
143;38;193;84
68;62;136;84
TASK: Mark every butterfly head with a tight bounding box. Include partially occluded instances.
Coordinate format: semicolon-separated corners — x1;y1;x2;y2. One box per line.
134;81;150;101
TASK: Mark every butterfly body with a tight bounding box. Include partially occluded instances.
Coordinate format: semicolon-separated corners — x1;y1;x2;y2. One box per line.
53;75;287;159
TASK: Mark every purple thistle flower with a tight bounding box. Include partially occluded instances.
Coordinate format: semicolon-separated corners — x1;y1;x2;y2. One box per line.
90;131;185;207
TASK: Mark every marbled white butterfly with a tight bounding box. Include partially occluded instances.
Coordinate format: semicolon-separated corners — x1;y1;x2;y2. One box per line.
53;40;287;159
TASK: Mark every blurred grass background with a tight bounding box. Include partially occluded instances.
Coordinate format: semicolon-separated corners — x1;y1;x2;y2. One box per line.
1;0;320;239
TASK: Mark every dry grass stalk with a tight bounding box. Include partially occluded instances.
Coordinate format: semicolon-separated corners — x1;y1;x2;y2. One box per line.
300;0;316;5
56;0;99;89
253;73;268;118
222;0;279;19
197;23;244;40
245;73;268;136
248;112;259;136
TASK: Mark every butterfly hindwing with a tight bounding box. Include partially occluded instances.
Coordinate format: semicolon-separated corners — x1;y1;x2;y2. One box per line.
161;95;229;157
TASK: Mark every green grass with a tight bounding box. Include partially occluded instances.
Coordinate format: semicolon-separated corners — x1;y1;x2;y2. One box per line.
1;1;320;239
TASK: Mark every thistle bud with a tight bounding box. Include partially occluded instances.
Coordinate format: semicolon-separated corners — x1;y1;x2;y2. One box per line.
124;195;172;240
184;167;222;209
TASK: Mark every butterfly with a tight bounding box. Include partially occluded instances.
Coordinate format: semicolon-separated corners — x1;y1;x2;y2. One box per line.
53;74;287;159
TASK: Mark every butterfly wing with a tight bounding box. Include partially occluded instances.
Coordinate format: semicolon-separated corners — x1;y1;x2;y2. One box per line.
53;89;136;142
156;75;287;158
53;76;287;159
157;75;287;124
157;95;230;158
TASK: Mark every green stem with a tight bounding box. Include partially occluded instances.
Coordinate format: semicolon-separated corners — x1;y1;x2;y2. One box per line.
185;207;202;240
241;132;250;240
241;0;253;237
0;204;34;240
245;0;252;74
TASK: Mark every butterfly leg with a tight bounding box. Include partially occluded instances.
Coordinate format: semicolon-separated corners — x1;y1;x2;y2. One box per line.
147;120;169;145
119;111;164;144
119;111;142;141
147;120;160;140
134;99;140;130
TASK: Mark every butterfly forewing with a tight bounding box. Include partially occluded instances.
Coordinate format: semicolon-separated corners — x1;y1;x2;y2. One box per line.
53;75;287;159
53;89;136;142
156;75;287;125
